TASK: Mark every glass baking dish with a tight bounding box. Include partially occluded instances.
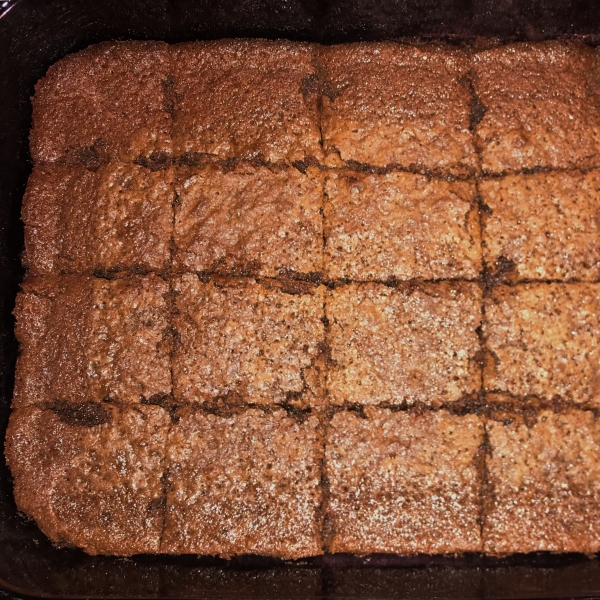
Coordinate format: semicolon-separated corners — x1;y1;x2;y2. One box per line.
1;0;599;597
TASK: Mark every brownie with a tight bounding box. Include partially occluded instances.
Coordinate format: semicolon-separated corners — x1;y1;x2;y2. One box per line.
480;171;600;282
171;40;322;163
5;404;170;555
13;275;172;408
30;41;172;165
22;164;175;276
325;408;484;554
472;41;600;173
324;172;481;281
327;282;482;407
173;274;325;408
483;284;600;405
319;43;477;175
484;401;600;554
174;164;323;278
162;407;323;558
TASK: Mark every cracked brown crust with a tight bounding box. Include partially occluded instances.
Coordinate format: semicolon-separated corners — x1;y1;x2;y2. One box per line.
13;275;172;408
5;405;170;556
30;41;172;165
325;408;484;554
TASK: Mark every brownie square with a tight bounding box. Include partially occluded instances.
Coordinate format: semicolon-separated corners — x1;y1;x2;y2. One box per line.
472;41;600;173
480;171;600;282
13;275;172;408
484;402;600;554
174;164;323;278
5;404;170;555
30;41;172;165
22;164;175;276
162;407;323;558
327;282;482;407
325;408;484;554
324;172;481;281
173;275;325;408
483;284;600;405
319;43;477;175
171;40;322;163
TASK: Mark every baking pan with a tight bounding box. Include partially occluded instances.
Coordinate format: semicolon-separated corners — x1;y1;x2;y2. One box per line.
2;0;600;598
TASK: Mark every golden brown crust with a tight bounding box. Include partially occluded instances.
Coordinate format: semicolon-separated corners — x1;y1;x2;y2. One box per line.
172;275;325;408
30;41;172;165
472;41;600;173
174;164;323;277
171;40;322;163
13;275;172;408
5;405;170;555
324;172;481;280
325;409;484;554
484;402;600;554
22;164;174;275
162;407;323;558
320;43;477;175
483;284;600;405
327;282;482;407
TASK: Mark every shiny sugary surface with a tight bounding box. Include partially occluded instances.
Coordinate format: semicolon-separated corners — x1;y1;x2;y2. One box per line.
172;274;325;408
484;402;600;554
472;41;600;173
480;171;600;282
13;275;172;408
325;409;484;554
5;405;170;555
327;282;483;406
174;164;323;277
22;164;174;275
324;171;481;280
320;42;477;174
483;284;600;405
162;408;323;558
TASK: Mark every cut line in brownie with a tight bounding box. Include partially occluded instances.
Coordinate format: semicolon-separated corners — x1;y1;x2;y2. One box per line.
30;41;173;165
171;40;322;163
174;163;324;278
472;41;600;173
326;282;483;407
162;407;323;558
480;171;600;282
325;408;484;554
5;404;170;556
22;164;175;276
172;274;325;408
484;400;600;554
13;275;172;408
319;43;477;175
324;171;481;281
483;283;600;406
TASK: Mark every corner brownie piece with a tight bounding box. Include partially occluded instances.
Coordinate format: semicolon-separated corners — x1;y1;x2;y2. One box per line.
472;41;600;173
483;284;600;405
484;401;600;554
327;282;482;407
324;172;481;281
320;43;477;175
5;404;170;555
13;275;172;408
480;171;600;282
31;41;172;165
325;409;484;554
174;164;323;278
22;164;174;276
162;407;323;558
171;40;322;163
173;275;325;408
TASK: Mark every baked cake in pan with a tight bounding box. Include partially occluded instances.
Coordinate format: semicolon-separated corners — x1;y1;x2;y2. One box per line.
7;39;600;558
